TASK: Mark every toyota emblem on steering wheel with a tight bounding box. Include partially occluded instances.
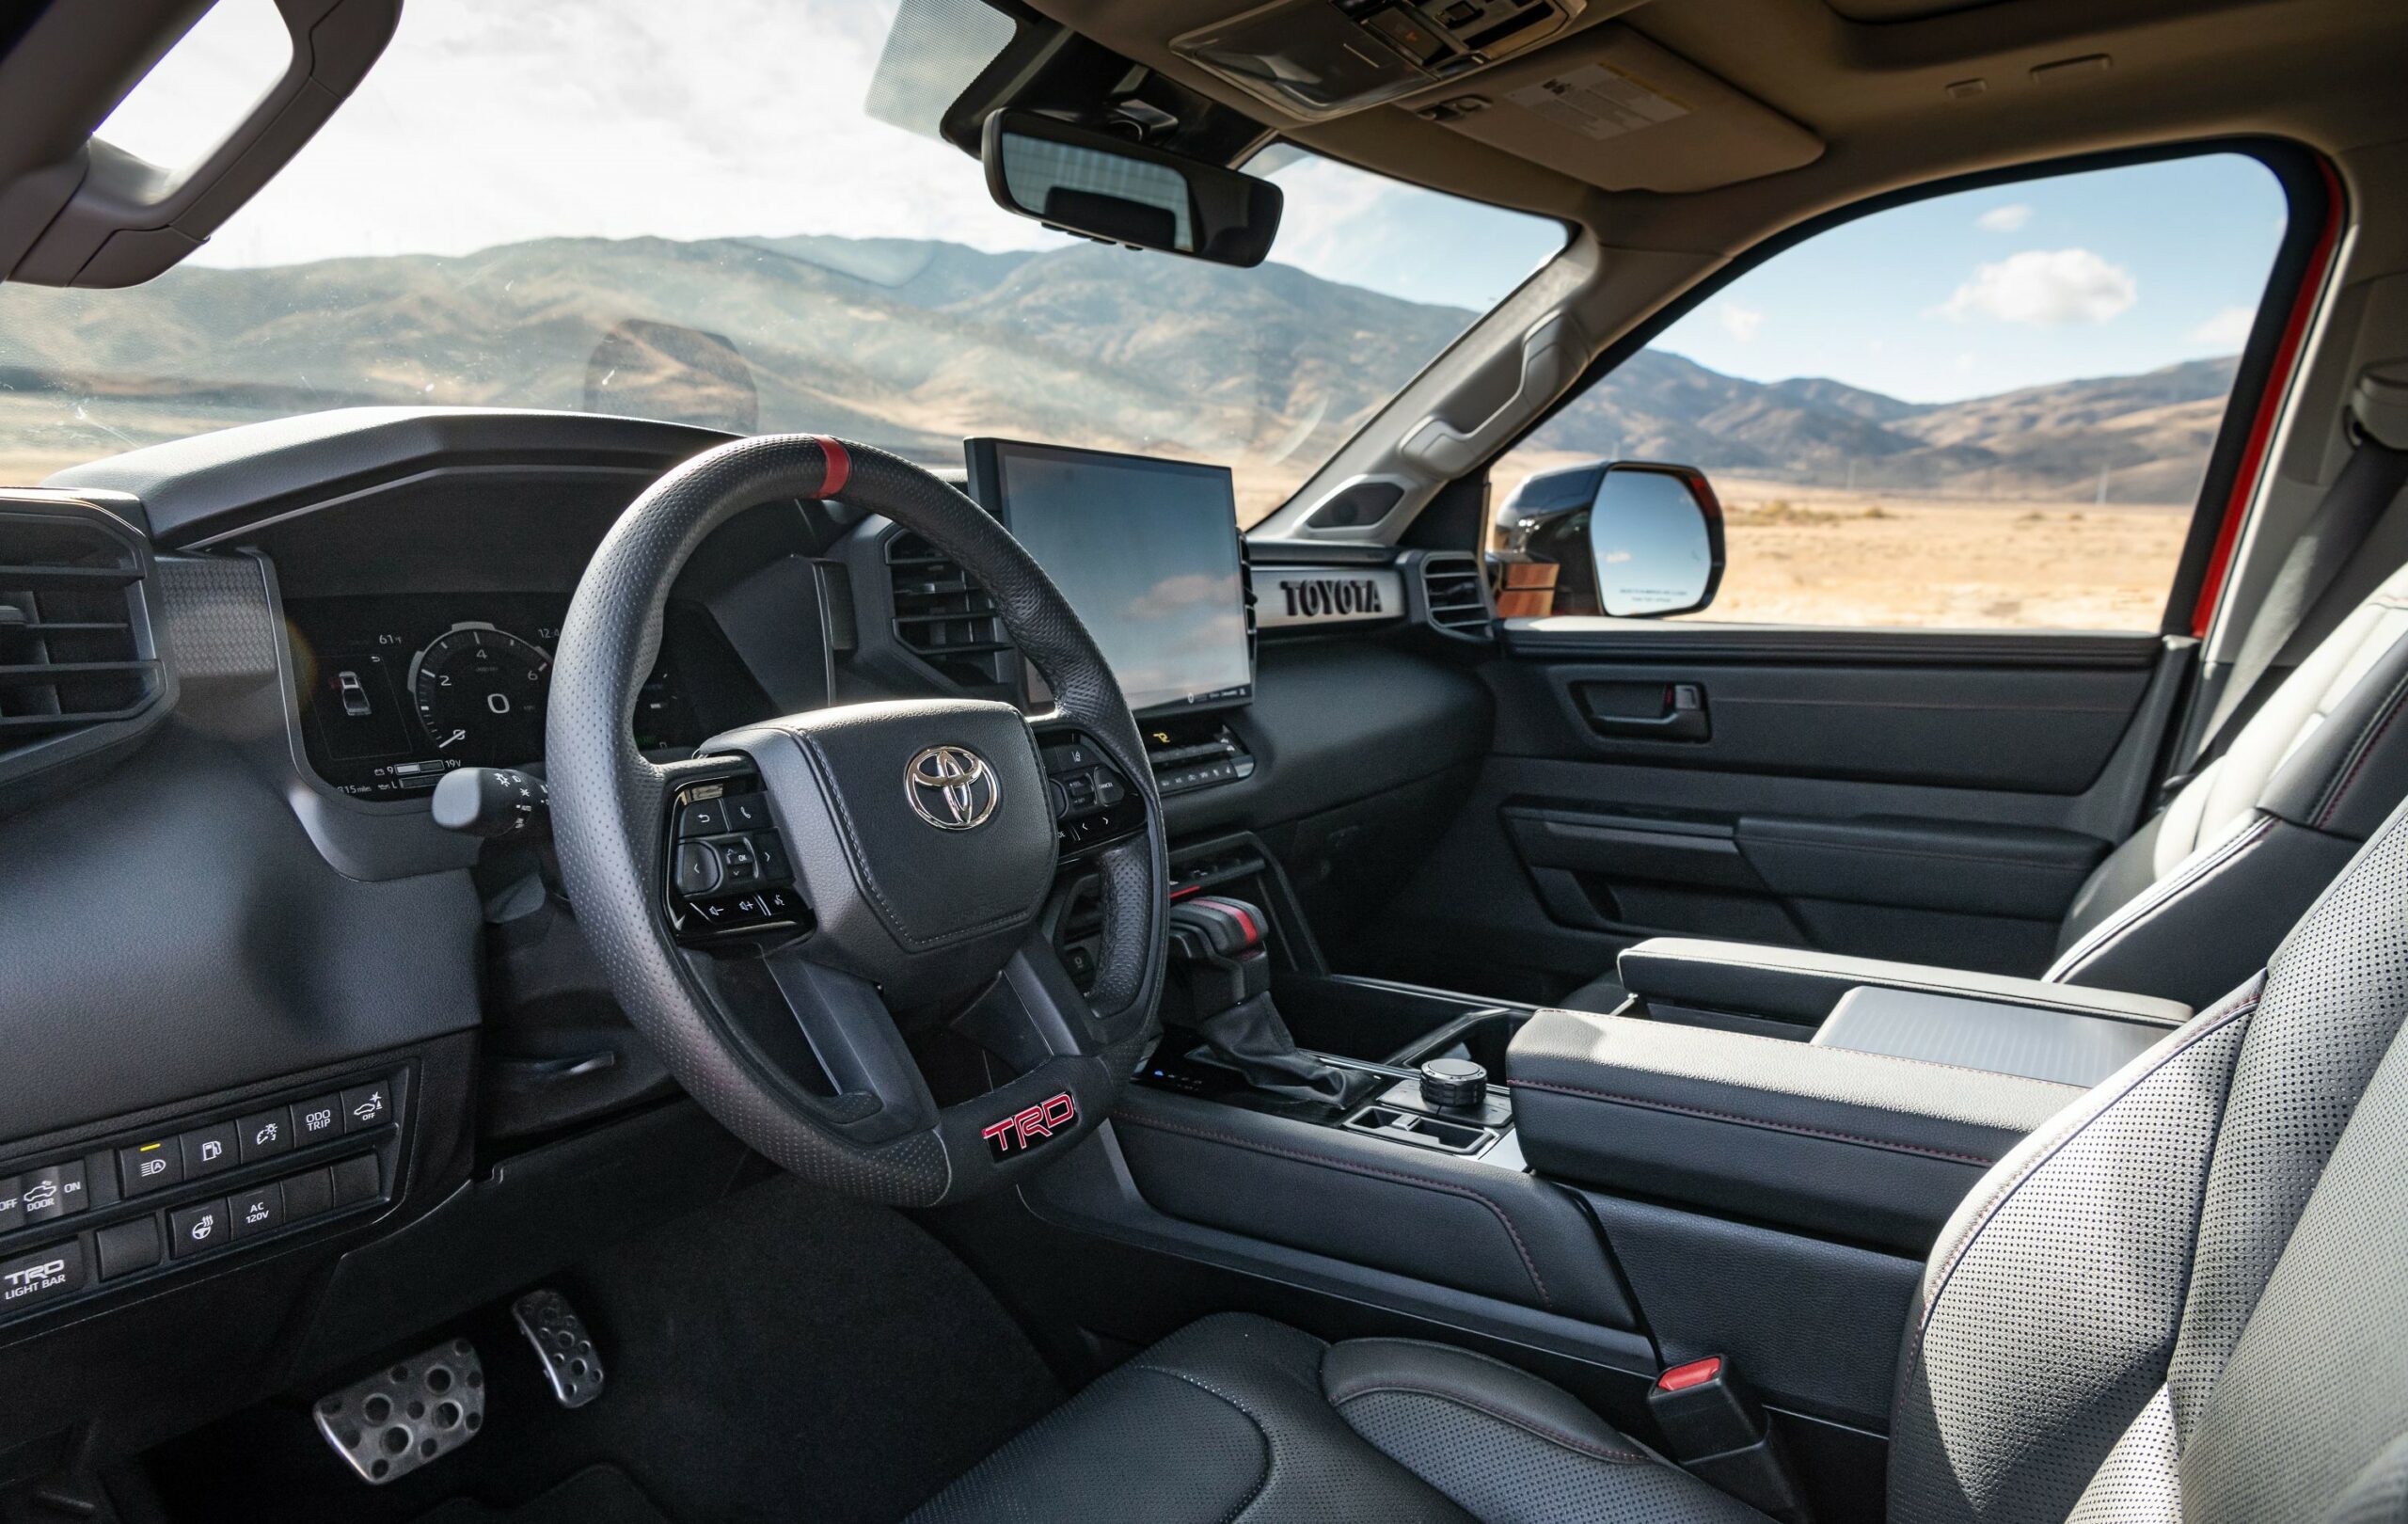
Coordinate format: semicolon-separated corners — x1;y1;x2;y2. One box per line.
905;744;1000;831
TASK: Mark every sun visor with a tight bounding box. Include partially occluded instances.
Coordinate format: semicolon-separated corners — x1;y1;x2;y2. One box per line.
1419;25;1822;193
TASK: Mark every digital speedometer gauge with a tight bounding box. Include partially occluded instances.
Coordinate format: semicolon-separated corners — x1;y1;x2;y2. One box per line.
407;623;552;766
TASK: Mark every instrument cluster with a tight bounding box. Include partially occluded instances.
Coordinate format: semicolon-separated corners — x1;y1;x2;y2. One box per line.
285;594;704;802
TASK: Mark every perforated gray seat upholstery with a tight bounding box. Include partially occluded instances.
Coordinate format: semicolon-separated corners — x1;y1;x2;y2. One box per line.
1564;561;2408;1014
916;797;2408;1522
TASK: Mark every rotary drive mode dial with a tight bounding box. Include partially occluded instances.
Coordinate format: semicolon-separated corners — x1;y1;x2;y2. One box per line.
407;622;553;767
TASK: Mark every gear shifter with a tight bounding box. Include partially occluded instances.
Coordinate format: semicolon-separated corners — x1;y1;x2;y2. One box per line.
1166;897;1382;1109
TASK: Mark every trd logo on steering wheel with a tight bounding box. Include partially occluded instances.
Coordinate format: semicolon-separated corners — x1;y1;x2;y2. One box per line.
905;744;1000;831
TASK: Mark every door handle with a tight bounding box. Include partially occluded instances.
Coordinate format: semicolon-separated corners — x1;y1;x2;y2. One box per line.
1579;682;1710;742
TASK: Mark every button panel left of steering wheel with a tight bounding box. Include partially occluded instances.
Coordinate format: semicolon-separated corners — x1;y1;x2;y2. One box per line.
664;772;808;942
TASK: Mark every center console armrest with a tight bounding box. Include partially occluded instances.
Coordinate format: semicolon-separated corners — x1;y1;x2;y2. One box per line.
1616;937;2192;1028
1509;1008;2082;1253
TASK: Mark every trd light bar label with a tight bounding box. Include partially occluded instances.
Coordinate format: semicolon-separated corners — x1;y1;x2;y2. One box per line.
982;1091;1077;1161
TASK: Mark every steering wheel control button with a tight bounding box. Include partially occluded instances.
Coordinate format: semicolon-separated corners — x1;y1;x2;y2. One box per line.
1418;1057;1490;1111
341;1083;392;1134
331;1154;382;1208
181;1120;241;1179
513;1288;607;1408
169;1199;230;1259
673;841;723;897
0;1242;85;1313
239;1107;293;1163
752;832;791;881
716;835;760;884
675;796;730;837
721;793;771;832
281;1166;334;1221
294;1096;343;1145
313;1338;488;1485
119;1139;183;1196
96;1217;163;1281
230;1183;284;1240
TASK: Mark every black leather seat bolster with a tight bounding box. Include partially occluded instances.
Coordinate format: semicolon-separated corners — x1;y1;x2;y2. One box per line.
1509;1008;2083;1253
1321;1337;1773;1524
1617;936;2193;1027
1111;1087;1637;1326
906;1314;1475;1524
907;1313;1771;1523
2258;614;2408;840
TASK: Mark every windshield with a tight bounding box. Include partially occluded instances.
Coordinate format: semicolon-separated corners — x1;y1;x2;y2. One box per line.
0;0;1565;524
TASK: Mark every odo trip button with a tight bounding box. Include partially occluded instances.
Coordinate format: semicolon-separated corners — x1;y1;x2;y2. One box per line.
0;1241;85;1314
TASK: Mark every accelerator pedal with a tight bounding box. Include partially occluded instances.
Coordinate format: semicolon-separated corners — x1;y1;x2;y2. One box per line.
512;1288;606;1408
314;1338;487;1484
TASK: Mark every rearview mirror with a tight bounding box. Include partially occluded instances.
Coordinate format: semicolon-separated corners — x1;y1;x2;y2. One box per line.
980;110;1283;267
1588;464;1725;618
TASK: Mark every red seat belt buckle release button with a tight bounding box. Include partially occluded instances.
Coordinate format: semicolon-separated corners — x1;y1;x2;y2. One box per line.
1646;1355;1812;1522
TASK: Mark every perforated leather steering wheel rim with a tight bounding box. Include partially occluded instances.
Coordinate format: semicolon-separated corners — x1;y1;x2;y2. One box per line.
547;435;1167;1205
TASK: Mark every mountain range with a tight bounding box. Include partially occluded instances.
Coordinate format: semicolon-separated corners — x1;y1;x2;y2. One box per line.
0;230;2235;505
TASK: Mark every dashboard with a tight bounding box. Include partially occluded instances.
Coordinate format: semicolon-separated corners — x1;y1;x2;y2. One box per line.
0;407;1494;1470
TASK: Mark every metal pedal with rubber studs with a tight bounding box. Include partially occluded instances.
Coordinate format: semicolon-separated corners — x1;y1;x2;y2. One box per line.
313;1338;486;1484
512;1288;605;1407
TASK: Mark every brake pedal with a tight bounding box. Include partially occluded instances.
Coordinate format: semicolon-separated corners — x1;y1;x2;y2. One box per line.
313;1338;486;1484
512;1288;606;1408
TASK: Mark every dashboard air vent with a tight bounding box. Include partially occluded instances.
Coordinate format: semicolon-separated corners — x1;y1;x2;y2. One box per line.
0;504;162;749
884;531;1013;693
1418;551;1494;641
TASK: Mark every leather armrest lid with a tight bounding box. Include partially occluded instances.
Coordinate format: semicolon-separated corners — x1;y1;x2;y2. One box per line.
1616;936;2194;1027
1813;986;2168;1087
1509;1008;2082;1252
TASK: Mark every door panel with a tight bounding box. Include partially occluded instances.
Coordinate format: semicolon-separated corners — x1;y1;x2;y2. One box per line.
1369;627;2194;1002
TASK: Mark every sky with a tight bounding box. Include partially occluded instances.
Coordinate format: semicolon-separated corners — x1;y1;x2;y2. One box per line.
99;0;2286;405
1646;154;2290;403
98;0;1564;311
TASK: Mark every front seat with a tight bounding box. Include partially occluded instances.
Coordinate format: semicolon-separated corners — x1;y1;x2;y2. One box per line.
911;795;2408;1521
1564;556;2408;1015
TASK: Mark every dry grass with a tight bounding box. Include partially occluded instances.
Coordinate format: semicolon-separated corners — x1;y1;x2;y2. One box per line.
1495;452;2191;631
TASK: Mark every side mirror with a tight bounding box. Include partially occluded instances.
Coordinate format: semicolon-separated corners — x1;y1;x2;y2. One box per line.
1588;464;1724;617
1488;461;1724;618
980;110;1283;267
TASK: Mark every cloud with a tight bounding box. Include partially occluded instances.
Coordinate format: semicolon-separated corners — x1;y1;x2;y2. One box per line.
1940;248;2137;325
2188;305;2255;348
1976;203;2034;232
1719;302;1765;342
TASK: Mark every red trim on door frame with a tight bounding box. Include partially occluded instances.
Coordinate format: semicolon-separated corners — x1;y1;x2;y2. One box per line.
2189;157;2346;638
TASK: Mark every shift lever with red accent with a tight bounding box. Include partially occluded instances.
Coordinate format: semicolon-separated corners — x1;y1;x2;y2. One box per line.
1165;897;1379;1109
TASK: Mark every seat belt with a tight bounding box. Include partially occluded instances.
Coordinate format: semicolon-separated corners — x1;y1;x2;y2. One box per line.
2178;362;2408;777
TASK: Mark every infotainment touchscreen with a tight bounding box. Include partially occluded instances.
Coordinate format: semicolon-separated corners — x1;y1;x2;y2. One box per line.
964;438;1253;715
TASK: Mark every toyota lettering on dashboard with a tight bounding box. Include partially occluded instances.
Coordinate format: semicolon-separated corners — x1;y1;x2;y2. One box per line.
905;745;1000;831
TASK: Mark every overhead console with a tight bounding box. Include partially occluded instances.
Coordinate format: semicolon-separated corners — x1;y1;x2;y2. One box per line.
1171;0;1587;120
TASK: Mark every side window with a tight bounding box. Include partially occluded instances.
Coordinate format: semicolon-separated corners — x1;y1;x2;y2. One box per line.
1490;154;2291;629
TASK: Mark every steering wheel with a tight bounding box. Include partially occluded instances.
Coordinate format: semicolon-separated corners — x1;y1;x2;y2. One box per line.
547;436;1167;1205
